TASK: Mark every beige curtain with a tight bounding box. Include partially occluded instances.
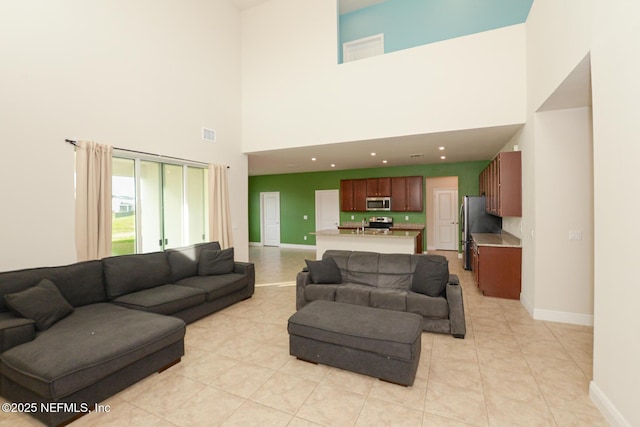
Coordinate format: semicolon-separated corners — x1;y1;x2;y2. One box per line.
208;163;233;248
75;141;113;261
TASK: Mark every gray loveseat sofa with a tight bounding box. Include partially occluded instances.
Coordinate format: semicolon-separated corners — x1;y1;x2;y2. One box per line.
0;241;254;426
296;250;465;338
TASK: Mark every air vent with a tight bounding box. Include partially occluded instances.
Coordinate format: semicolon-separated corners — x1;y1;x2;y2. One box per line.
202;127;216;142
409;153;424;158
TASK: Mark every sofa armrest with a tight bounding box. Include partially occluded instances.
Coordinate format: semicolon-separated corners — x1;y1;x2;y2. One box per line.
233;262;255;296
296;271;313;310
0;316;36;353
448;274;460;286
445;282;466;339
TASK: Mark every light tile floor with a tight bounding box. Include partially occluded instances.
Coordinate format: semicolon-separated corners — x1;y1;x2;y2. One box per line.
0;247;608;426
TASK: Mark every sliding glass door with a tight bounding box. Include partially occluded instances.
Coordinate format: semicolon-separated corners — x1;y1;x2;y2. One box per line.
111;158;136;255
187;166;206;245
112;156;208;255
162;164;184;250
139;161;163;253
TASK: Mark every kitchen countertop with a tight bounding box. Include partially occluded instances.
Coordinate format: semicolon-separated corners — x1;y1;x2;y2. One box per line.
339;222;425;230
390;223;425;230
471;231;521;248
313;229;420;239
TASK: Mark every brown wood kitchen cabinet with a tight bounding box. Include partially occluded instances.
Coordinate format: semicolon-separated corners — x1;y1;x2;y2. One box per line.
480;151;521;217
340;179;367;212
391;176;423;212
474;244;522;299
366;178;391;197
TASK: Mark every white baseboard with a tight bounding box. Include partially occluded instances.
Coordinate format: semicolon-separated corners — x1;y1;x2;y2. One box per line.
533;308;594;326
590;381;632;427
280;243;316;250
249;242;262;247
427;245;436;251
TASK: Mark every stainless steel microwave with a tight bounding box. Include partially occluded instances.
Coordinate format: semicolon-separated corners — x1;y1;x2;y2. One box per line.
366;197;391;211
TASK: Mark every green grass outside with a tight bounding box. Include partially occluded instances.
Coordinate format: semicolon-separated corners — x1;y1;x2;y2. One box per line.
112;213;135;255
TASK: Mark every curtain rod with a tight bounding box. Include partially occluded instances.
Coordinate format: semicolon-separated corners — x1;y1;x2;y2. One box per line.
65;139;229;168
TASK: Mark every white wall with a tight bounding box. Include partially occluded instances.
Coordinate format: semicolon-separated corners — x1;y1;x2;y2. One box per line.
590;1;640;425
510;0;592;317
534;107;594;324
241;0;526;152
509;0;639;424
0;0;249;269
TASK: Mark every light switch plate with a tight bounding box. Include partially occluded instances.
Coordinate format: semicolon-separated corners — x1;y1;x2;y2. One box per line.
569;230;583;241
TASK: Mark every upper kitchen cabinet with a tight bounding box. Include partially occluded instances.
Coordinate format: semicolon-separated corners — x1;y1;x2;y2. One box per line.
480;151;521;217
366;178;391;197
391;176;423;212
340;179;367;212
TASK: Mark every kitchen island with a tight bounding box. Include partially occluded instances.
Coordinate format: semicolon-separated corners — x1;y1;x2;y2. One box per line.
312;229;420;260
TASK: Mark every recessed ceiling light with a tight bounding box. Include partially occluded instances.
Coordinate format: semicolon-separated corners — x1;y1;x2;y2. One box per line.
370;152;376;156
331;164;336;168
438;146;445;151
382;160;388;164
440;155;446;160
311;157;316;161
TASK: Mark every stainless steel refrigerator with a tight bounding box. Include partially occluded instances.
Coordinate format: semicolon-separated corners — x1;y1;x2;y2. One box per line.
461;195;502;270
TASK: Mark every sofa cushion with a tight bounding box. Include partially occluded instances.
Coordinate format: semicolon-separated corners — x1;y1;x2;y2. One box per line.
411;256;449;297
335;284;372;306
305;258;342;284
4;279;74;331
103;252;172;299
0;260;106;311
198;248;235;276
304;284;340;303
370;288;408;311
376;254;413;289
0;303;185;400
175;274;247;301
345;252;380;286
111;284;206;315
406;292;449;319
0;312;35;353
167;241;222;282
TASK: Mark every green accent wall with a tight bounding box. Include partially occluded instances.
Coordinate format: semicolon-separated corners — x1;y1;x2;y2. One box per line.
249;161;488;250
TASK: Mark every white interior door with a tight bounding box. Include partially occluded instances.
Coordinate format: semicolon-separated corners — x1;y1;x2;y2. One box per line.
261;192;280;247
315;190;340;231
434;189;458;250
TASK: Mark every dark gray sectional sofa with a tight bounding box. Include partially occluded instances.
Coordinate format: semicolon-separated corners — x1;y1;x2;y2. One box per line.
296;250;466;338
0;241;254;426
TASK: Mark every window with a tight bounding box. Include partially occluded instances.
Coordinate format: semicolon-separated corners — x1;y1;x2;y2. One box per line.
112;158;136;255
343;33;384;63
111;154;208;255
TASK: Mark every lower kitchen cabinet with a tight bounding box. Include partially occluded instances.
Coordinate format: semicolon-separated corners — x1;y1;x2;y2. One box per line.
474;245;522;299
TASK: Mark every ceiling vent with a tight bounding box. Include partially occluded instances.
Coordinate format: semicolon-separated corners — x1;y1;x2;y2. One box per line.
409;153;424;158
202;128;216;142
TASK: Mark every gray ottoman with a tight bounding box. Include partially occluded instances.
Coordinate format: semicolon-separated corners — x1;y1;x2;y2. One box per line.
287;300;422;386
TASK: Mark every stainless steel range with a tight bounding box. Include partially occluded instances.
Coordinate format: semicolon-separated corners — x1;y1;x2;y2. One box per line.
366;216;393;230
